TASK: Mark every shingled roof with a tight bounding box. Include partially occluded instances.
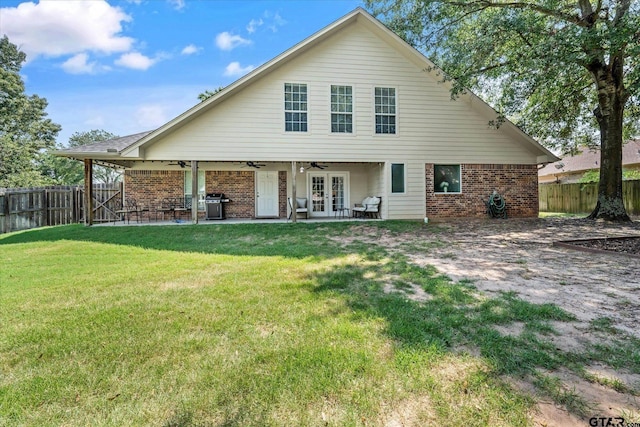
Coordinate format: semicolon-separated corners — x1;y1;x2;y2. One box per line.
539;140;640;179
57;131;153;157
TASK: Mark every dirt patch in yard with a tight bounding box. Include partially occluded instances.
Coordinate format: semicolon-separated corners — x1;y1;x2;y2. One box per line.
400;217;640;338
364;217;640;425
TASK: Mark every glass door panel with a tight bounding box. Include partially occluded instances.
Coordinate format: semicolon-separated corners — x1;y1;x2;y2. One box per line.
307;172;349;217
332;176;345;211
311;176;326;214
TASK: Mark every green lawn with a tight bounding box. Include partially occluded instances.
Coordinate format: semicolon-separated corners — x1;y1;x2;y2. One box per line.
0;222;634;426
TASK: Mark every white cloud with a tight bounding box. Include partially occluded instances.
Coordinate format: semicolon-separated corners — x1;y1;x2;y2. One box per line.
224;62;255;77
115;52;156;70
0;1;134;61
264;11;286;32
215;32;252;51
168;0;186;10
61;53;107;75
181;44;201;55
135;105;168;128
246;18;263;34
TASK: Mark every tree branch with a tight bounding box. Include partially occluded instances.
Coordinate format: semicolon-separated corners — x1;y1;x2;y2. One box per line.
455;61;511;80
420;4;489;44
613;0;631;26
578;0;594;18
449;1;588;27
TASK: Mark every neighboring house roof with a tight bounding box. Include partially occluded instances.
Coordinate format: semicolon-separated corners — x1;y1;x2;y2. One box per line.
57;7;557;164
539;140;640;181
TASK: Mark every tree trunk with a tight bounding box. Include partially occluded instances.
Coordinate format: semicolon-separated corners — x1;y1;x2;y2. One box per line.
587;65;630;222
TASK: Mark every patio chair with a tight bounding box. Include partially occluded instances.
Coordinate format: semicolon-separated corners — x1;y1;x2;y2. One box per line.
353;196;381;219
288;197;308;221
156;197;175;221
115;198;149;224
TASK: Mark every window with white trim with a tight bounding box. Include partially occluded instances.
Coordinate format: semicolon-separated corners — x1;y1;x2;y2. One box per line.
184;170;206;210
391;163;405;193
331;85;352;133
434;165;461;193
284;83;307;132
375;87;396;134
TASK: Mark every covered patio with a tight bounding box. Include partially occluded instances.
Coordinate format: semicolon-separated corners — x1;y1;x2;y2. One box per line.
79;158;386;226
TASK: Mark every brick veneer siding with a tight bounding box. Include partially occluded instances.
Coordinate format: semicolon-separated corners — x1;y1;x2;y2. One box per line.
124;170;262;220
425;164;539;218
206;171;255;218
125;170;186;220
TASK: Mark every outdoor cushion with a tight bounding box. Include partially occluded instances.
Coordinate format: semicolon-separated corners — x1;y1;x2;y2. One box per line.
296;197;307;208
366;197;380;212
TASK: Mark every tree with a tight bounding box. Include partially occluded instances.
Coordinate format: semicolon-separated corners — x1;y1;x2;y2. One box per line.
38;150;84;185
0;36;61;188
198;86;225;102
366;0;639;221
39;129;122;185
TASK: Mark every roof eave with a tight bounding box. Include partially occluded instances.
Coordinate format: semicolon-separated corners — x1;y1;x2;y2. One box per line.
55;149;142;162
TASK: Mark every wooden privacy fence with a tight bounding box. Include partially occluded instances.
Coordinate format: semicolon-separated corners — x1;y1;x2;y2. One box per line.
539;180;640;215
0;184;122;234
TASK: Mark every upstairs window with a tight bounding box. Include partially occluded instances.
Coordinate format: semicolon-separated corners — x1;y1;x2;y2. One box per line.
284;83;307;132
331;85;353;133
375;87;396;134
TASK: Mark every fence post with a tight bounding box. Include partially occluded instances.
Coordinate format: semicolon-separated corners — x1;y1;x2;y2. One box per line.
0;192;7;234
44;188;49;226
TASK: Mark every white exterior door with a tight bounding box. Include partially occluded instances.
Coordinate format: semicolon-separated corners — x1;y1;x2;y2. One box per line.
308;172;349;217
256;171;279;217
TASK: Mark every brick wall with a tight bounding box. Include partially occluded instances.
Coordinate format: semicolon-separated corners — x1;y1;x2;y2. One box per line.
425;164;539;218
206;171;255;218
124;170;260;220
124;170;185;220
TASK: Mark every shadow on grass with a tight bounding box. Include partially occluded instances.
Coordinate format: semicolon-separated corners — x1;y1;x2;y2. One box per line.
308;252;619;418
0;222;417;259
313;254;579;375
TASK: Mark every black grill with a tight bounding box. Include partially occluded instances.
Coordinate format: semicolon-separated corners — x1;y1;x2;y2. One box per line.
205;193;230;220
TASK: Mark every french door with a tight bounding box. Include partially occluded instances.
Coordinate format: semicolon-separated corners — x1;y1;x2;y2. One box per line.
308;172;349;217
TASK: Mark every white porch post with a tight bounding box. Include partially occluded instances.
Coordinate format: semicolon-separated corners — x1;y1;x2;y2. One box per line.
191;160;198;224
291;161;297;223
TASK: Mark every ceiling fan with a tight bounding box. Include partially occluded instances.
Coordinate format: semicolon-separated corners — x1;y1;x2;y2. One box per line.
245;161;266;168
168;161;189;168
309;162;328;170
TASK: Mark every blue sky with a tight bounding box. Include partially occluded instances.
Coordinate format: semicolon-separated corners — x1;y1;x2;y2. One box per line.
1;0;364;145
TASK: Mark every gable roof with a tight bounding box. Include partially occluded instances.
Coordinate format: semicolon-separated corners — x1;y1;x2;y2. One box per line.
58;8;557;164
539;140;640;178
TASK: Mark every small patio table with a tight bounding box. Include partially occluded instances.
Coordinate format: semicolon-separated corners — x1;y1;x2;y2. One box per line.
334;207;350;219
